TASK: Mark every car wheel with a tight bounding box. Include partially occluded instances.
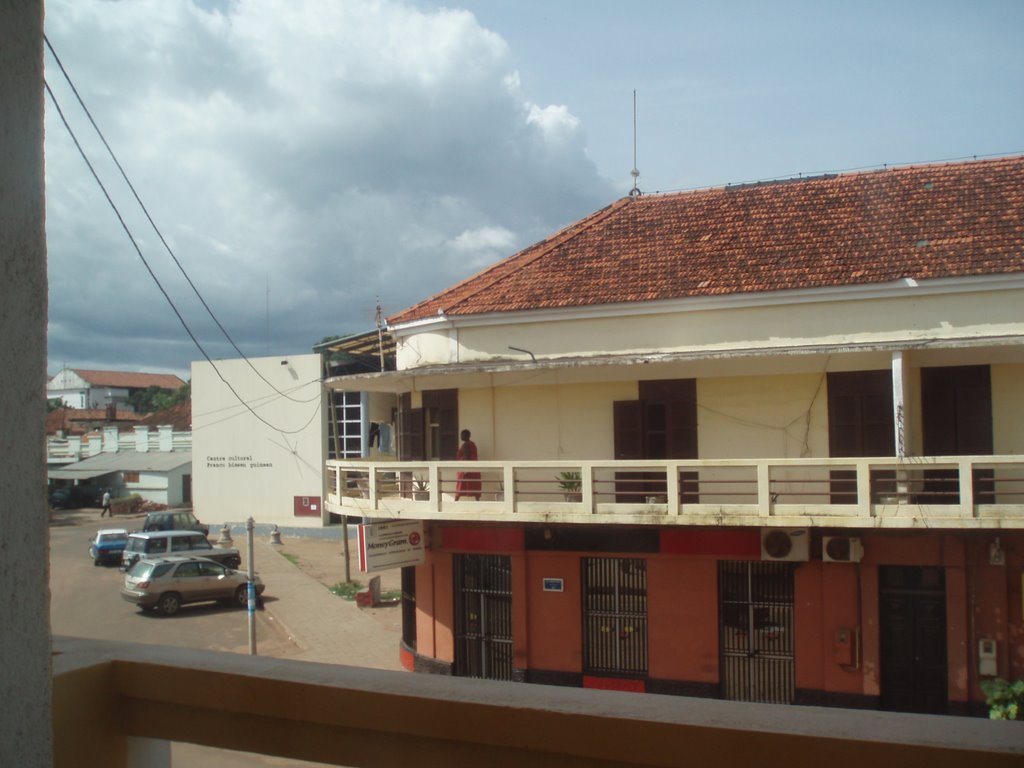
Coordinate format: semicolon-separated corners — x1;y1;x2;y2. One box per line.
234;584;249;608
157;592;181;616
93;559;101;566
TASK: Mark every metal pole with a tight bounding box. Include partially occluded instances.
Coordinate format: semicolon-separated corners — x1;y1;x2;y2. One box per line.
342;514;352;583
247;516;257;655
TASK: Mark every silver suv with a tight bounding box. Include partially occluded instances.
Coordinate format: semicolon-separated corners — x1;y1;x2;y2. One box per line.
121;556;264;615
120;530;241;571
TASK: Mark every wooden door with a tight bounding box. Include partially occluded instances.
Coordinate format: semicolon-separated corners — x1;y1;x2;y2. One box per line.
879;566;948;713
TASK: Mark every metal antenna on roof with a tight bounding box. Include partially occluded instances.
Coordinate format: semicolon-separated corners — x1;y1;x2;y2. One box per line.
375;296;386;371
630;89;641;197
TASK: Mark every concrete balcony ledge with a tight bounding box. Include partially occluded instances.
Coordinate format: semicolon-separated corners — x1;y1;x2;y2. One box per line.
326;456;1024;529
53;636;1022;768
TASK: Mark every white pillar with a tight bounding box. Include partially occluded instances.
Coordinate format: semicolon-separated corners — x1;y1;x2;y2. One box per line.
134;425;150;452
158;424;173;452
892;351;908;458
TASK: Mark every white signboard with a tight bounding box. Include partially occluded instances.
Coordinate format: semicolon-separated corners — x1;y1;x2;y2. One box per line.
358;520;425;573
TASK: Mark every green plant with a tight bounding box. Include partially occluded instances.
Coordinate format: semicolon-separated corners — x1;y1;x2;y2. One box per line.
557;471;581;492
981;678;1024;720
278;552;300;566
330;581;363;600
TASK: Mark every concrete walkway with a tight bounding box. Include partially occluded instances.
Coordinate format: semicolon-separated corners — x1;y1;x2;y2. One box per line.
249;536;404;670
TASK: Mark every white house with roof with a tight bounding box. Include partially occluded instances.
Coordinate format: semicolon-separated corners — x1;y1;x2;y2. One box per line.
46;367;185;411
324;156;1024;716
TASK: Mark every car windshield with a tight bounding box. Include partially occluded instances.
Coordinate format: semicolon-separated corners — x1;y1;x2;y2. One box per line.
98;533;127;544
126;538;145;553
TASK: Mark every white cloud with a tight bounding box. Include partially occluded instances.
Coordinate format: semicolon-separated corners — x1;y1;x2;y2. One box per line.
43;0;616;376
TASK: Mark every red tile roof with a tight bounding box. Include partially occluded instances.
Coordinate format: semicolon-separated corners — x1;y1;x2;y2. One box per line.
45;407;143;436
58;369;186;390
135;400;191;431
389;156;1024;325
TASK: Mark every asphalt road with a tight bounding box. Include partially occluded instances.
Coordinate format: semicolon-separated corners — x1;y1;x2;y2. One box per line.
49;508;331;767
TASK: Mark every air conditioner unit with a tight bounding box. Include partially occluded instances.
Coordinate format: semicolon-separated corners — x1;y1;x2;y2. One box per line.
760;528;809;562
822;536;863;563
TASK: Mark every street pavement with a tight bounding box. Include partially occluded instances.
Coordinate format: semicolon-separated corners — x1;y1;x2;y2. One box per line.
243;531;404;669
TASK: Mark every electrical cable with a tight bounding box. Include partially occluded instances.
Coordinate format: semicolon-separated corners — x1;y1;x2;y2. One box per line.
44;34;317;404
44;77;318;435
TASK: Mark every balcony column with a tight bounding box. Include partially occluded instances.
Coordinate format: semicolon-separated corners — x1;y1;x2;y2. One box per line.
892;351;910;503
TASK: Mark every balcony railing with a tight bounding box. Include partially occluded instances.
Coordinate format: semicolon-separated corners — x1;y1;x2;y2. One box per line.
53;635;1022;768
325;455;1024;528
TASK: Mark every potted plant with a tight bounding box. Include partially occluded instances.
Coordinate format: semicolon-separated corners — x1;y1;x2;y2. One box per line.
980;677;1024;720
557;471;582;502
412;477;429;501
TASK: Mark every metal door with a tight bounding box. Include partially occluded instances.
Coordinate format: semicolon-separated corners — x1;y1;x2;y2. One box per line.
719;561;795;703
453;554;513;680
879;566;947;713
582;557;648;676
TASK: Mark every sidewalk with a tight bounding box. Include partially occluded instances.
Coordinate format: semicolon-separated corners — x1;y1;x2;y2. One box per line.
247;534;404;670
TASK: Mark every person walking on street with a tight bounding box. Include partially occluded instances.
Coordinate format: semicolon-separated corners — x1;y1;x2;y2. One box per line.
100;489;112;517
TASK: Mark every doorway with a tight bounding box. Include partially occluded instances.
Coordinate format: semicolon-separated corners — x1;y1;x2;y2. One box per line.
719;561;796;704
879;565;948;713
453;554;514;680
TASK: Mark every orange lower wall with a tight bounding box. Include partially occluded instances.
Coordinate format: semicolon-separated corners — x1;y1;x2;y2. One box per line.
526;553;582;672
647;558;718;682
420;527;1024;709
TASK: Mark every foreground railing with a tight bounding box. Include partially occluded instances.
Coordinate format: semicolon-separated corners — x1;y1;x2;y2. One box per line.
325;455;1024;528
53;636;1022;768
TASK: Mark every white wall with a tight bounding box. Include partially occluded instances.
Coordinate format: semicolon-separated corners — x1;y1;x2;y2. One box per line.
397;283;1024;369
192;354;325;528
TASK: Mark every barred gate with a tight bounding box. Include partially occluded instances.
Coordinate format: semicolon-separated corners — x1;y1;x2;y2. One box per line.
719;561;795;703
453;554;514;680
582;557;648;676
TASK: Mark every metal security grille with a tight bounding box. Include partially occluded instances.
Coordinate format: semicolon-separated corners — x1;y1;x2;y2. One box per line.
719;561;795;703
582;557;648;675
453;555;514;680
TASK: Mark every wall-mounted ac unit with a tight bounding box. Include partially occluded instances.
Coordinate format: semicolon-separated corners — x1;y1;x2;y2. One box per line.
822;536;863;563
760;528;809;562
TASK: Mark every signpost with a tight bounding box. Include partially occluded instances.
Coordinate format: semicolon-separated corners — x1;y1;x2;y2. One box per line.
357;520;425;573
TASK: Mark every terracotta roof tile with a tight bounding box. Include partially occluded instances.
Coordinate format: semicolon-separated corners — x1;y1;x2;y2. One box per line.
135;400;191;431
389;156;1024;325
61;369;186;390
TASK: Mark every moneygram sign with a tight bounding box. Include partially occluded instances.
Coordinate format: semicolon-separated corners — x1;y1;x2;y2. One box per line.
357;520;425;573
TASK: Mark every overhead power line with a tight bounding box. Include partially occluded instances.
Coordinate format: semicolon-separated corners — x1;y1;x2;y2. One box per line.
43;34;318;406
43;73;317;435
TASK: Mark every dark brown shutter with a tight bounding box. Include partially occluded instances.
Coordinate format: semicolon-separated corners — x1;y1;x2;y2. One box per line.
422;388;459;459
614;401;644;460
922;366;992;456
827;371;894;457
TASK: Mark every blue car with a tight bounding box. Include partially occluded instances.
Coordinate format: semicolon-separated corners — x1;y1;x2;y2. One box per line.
89;528;129;566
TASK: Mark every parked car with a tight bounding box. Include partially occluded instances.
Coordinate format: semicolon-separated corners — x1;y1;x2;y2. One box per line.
49;484;106;509
89;528;129;566
121;556;264;616
142;510;209;536
120;530;241;571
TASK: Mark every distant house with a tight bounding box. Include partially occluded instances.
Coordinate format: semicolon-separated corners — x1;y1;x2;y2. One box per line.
47;401;192;506
46;367;185;412
325;155;1024;716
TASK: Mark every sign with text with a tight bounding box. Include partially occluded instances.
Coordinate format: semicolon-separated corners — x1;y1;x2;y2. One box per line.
358;520;425;573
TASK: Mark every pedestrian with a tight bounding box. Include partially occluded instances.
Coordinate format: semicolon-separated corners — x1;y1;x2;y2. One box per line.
455;429;481;500
100;489;111;517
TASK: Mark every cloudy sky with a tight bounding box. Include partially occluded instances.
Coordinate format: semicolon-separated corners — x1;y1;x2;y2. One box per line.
43;0;1023;379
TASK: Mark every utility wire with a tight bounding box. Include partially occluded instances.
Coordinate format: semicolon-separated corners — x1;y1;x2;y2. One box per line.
44;34;314;404
44;78;318;435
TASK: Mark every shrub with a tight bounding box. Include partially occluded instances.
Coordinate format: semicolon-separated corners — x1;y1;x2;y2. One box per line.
980;677;1024;720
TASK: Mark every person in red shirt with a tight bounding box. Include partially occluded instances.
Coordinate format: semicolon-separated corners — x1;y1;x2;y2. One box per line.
455;429;481;500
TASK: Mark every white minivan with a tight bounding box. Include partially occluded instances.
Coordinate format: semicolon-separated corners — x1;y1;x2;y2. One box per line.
120;530;241;571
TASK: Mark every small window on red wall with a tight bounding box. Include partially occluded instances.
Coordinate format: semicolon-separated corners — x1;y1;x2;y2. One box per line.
123;471;140;483
294;496;320;517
